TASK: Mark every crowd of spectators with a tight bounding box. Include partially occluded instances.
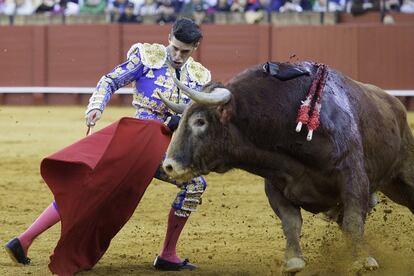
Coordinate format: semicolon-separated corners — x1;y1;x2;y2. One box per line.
0;0;413;24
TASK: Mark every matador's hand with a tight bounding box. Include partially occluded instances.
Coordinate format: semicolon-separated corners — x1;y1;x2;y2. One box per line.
164;115;181;132
85;109;102;127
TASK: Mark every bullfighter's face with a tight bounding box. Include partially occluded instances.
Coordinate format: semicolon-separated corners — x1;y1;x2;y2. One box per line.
167;35;199;69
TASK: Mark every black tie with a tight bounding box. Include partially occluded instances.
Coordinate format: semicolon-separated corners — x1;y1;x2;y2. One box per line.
175;68;181;104
175;68;181;80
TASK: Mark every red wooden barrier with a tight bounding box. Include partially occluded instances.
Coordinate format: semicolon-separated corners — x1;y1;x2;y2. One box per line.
0;23;413;106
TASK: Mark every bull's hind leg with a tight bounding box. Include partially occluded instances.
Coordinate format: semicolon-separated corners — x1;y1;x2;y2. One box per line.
264;179;306;274
380;176;414;214
323;193;378;224
380;129;414;213
338;159;379;272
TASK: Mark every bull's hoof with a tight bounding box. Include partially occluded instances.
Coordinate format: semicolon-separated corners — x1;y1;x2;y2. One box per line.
282;257;306;273
364;256;379;270
351;256;379;273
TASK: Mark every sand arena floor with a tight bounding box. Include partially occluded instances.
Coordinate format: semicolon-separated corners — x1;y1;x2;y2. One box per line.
0;106;413;276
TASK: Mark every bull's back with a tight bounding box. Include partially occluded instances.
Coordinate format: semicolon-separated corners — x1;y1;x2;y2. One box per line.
229;65;410;180
349;78;411;183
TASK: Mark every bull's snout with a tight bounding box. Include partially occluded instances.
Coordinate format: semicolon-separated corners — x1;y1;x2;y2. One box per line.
162;159;175;175
162;158;193;181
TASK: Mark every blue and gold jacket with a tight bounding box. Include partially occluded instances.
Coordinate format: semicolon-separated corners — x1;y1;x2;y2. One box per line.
86;43;211;122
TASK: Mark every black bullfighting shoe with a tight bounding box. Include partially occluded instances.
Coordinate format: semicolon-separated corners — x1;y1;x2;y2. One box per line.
4;238;31;265
153;256;197;271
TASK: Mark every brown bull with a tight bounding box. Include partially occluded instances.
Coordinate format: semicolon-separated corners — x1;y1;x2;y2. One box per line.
161;62;414;274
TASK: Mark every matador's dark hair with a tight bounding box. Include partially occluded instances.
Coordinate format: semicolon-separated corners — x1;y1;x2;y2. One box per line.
171;18;203;45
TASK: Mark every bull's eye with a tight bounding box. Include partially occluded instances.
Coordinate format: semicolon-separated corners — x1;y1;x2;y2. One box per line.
195;118;205;127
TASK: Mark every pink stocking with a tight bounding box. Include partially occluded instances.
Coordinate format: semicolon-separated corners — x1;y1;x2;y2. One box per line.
159;208;188;263
18;202;61;255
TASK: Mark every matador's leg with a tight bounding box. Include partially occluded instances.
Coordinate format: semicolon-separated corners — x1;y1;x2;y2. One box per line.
154;165;206;269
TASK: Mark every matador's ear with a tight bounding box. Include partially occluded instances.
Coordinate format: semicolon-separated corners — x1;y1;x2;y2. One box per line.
263;62;310;81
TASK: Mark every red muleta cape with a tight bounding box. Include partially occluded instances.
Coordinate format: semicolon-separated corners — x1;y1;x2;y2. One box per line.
40;118;171;275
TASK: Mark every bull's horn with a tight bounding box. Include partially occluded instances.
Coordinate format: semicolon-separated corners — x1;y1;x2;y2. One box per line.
157;91;186;114
172;75;231;105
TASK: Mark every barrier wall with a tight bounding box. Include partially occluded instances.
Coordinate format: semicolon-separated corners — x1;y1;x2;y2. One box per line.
339;12;414;24
0;23;413;105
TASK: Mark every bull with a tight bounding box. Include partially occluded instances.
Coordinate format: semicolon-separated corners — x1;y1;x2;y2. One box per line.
159;62;414;274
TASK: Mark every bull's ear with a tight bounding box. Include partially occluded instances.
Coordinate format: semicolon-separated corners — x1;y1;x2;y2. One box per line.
216;103;232;124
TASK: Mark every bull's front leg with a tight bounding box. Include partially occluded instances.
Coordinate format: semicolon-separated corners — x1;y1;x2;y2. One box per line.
264;179;305;274
339;160;379;272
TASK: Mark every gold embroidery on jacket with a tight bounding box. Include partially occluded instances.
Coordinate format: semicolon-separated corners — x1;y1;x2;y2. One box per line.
137;43;167;69
186;57;211;85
